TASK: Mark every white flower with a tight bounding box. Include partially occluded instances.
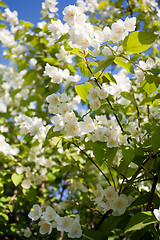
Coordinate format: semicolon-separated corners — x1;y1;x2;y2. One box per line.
38;220;52;235
97;201;110;214
28;204;42;221
65;120;81;137
63;5;83;25
46;93;59;105
110;19;126;42
153;207;160;221
104;186;118;200
42;206;58;222
58;102;72;115
135;68;145;83
21;179;31;189
102;46;113;57
29;58;37;66
93;184;104;203
97;88;108;99
87;87;99;102
51;115;65;132
16;166;24;174
63;111;76;122
23;227;32;238
3;8;18;25
80;115;95;134
57;216;73;232
106;136;118;148
94;127;109;142
91;98;101;111
67;221;82;238
110;195;129;215
124;17;136;31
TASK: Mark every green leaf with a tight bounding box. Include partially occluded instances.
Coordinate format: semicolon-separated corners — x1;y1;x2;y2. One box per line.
75;61;92;77
121;146;135;165
0;1;7;7
106;147;118;167
11;173;23;186
92;142;107;166
71;48;85;58
150;126;160;153
146;68;160;77
19;20;34;29
141;75;159;96
103;72;117;84
98;1;108;9
56;33;70;43
125;212;157;233
23;70;37;86
122;31;157;53
46;172;56;182
114;57;134;74
22;187;37;205
0;11;5;20
0;23;6;28
43;57;59;66
121;92;134;103
75;82;93;103
93;55;115;75
43;126;61;147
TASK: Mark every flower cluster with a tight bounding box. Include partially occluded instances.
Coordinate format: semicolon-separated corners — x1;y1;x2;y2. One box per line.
28;204;82;238
93;184;132;216
42;0;58;18
16;227;32;238
44;63;80;86
0;134;18;156
61;5;136;53
15;114;49;142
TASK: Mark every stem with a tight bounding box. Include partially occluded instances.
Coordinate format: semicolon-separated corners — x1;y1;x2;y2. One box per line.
118;166;128;194
72;141;111;185
82;234;94;240
146;93;150;118
146;174;158;210
95;210;112;230
107;45;160;84
131;84;141;128
84;54;130;144
95;78;126;134
120;54;160;84
127;0;133;17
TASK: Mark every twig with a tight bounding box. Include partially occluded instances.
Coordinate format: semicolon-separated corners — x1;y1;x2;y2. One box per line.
146;174;158;210
127;0;133;17
72;141;111;185
131;84;141;128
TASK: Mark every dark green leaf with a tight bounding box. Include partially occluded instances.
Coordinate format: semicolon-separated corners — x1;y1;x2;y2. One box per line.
93;55;115;75
125;212;157;233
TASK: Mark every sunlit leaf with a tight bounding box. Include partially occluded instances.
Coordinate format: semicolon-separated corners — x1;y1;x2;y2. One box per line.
122;31;157;53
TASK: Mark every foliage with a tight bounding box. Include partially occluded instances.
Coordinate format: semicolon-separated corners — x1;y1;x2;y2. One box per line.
0;0;160;239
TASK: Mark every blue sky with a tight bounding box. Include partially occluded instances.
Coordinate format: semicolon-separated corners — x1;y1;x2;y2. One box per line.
0;0;77;64
3;0;76;24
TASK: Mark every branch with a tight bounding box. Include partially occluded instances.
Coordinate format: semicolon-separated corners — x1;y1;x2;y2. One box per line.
72;141;111;185
127;0;133;17
131;84;141;128
146;174;158;210
84;54;130;144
